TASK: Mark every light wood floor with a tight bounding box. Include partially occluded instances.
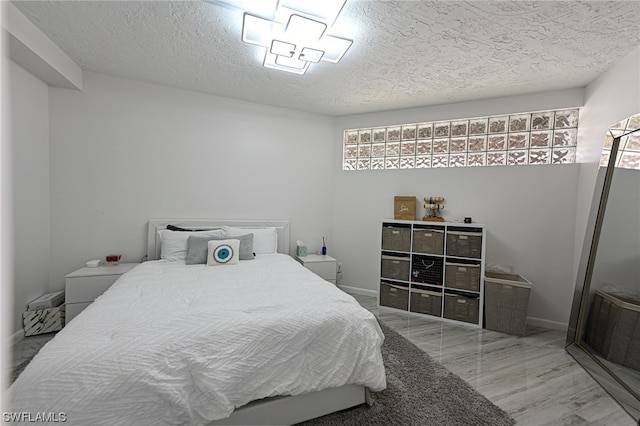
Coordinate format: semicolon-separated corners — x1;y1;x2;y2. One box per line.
350;292;636;425
7;294;637;425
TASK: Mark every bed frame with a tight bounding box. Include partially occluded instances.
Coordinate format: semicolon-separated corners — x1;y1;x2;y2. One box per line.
146;219;371;425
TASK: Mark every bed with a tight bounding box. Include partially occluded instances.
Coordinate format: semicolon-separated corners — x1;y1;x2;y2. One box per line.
9;219;386;425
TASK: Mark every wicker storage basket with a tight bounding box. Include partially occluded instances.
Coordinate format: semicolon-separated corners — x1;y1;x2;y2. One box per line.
381;254;410;281
443;293;479;324
484;272;531;336
410;287;442;316
412;227;444;254
411;254;444;286
445;262;481;292
382;224;411;252
380;281;409;310
585;290;640;371
446;229;482;258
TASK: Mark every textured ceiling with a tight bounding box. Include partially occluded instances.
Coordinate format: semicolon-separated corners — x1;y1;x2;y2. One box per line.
10;0;640;116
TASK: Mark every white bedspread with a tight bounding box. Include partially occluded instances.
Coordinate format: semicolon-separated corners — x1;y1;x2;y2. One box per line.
9;255;386;425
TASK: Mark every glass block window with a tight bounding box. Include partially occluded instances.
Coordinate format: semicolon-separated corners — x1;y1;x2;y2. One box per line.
601;113;640;170
342;108;579;171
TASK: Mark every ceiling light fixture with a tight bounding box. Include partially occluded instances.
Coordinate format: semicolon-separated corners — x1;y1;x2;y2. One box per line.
240;0;352;75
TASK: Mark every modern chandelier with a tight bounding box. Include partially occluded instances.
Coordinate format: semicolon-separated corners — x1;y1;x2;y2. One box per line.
237;0;353;74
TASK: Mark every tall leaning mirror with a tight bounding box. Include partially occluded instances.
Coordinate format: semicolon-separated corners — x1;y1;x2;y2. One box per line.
567;112;640;420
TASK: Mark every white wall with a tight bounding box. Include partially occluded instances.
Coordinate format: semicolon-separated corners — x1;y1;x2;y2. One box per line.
574;47;640;275
47;72;335;294
9;60;51;334
2;6;14;393
15;48;640;335
333;89;585;329
579;47;640;165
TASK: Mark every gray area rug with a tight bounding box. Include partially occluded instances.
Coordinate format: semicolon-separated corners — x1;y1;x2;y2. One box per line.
297;321;516;426
9;359;30;386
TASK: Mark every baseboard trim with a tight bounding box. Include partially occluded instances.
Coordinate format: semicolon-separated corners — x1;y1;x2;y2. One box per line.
527;316;568;331
341;286;567;331
338;285;378;298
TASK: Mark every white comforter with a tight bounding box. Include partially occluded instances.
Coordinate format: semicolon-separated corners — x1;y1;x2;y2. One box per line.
9;255;386;425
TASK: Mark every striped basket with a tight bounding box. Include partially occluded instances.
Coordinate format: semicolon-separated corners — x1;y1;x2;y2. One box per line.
22;306;65;336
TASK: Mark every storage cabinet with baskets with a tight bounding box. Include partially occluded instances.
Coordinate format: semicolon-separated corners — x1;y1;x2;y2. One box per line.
379;220;486;327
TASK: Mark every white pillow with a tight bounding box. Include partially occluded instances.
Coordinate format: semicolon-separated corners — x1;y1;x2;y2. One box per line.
159;229;225;261
222;226;278;254
207;239;240;266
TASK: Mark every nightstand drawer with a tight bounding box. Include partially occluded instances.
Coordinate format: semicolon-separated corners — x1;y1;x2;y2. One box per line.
65;302;91;323
305;261;337;281
64;263;138;324
66;275;120;303
296;254;337;283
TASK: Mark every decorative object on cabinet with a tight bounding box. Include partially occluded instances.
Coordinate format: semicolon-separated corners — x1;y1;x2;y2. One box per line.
423;196;445;221
105;254;122;265
296;240;308;257
394;196;417;220
65;263;138;322
379;220;486;327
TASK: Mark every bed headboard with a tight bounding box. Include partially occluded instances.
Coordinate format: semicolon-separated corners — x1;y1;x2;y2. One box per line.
147;219;290;261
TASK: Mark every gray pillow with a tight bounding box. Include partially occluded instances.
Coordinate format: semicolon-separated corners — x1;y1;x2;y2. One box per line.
186;234;254;264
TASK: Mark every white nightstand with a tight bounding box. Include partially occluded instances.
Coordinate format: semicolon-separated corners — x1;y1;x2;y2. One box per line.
65;263;138;322
295;254;337;284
